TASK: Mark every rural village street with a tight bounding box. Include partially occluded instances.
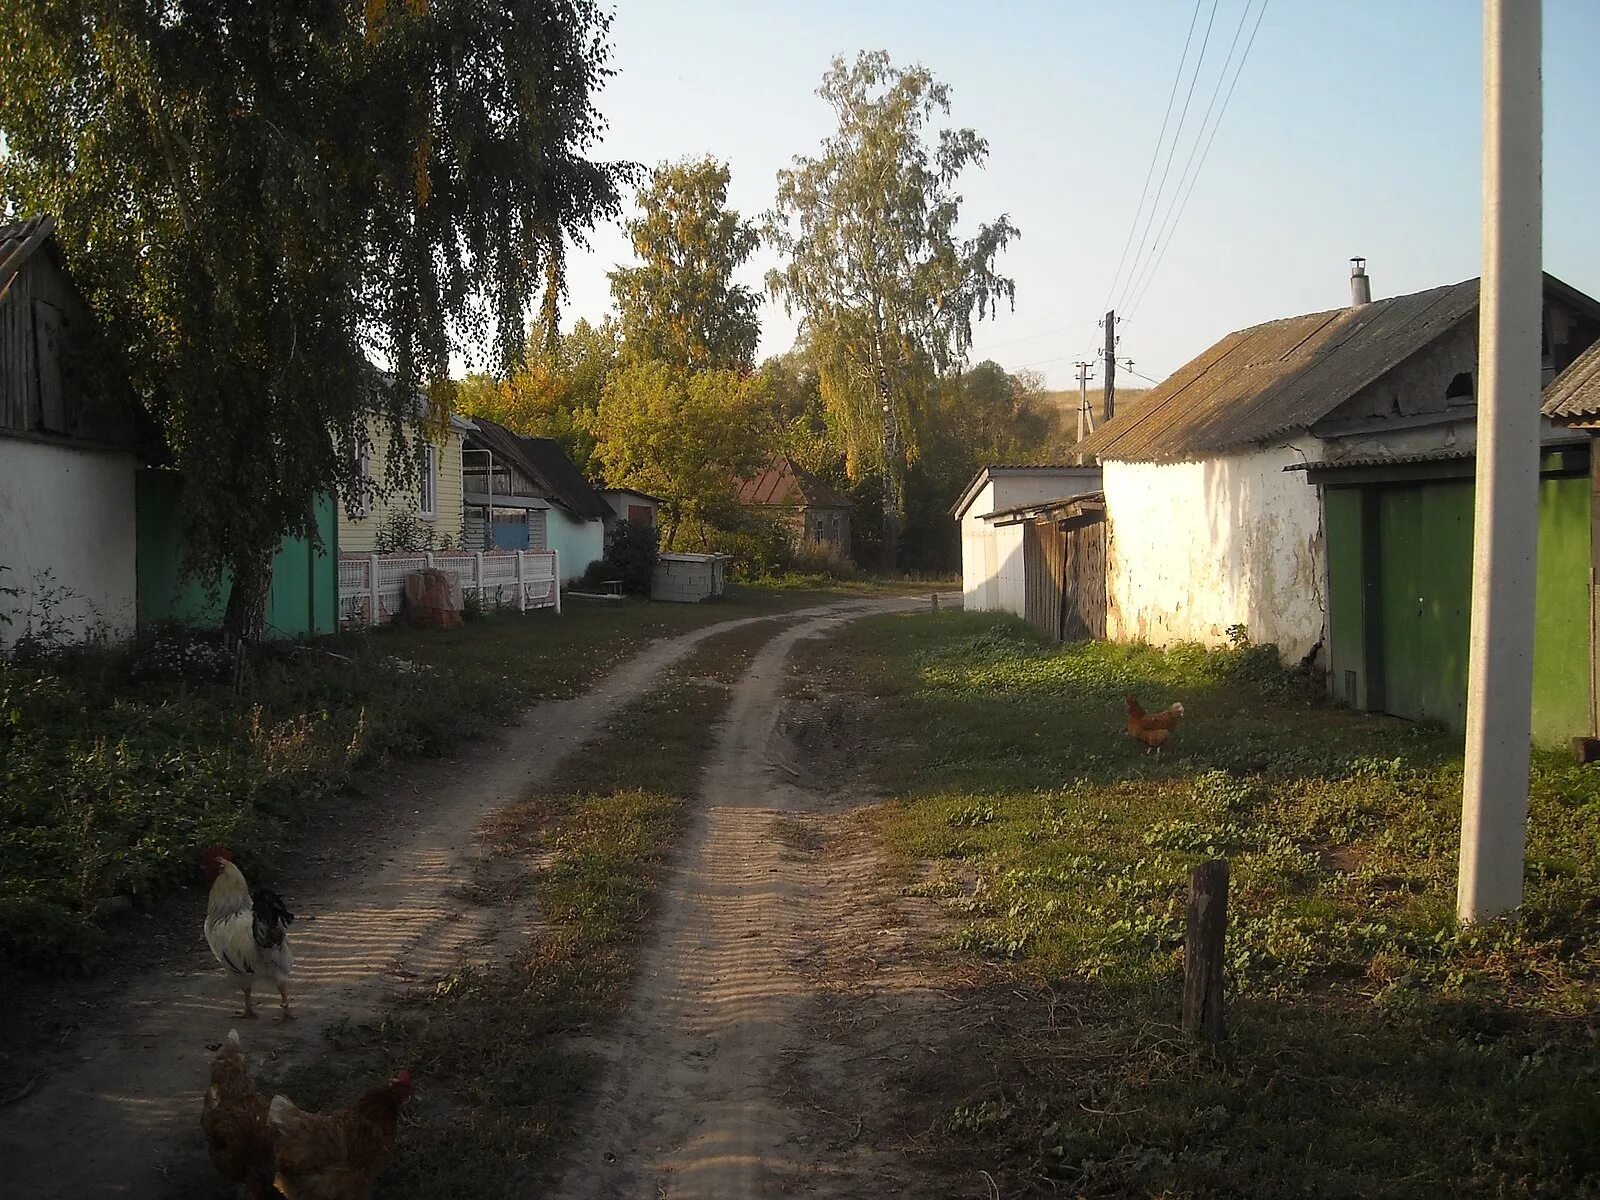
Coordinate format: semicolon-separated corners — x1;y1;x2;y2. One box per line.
0;597;924;1199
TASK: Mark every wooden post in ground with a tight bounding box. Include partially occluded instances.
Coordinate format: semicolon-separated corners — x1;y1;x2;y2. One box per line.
930;591;939;613
1182;859;1229;1043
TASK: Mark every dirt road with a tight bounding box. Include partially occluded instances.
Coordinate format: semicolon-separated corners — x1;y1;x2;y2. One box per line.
0;599;910;1200
550;605;958;1200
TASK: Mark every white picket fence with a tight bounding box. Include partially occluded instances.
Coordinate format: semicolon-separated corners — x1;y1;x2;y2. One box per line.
338;549;560;628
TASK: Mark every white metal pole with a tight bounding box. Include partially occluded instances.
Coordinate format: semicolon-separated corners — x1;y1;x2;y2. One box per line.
1459;0;1542;923
552;549;562;614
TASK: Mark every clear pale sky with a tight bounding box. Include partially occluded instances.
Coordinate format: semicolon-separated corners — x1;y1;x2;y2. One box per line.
550;1;1600;391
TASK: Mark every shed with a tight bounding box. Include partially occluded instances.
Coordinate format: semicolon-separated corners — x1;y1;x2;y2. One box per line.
600;487;662;529
1075;266;1600;673
735;455;854;559
950;465;1103;617
1539;339;1600;741
0;214;141;642
652;552;729;603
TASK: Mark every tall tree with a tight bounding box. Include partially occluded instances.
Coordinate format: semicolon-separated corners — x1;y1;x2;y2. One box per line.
0;0;630;636
610;157;762;371
592;360;771;545
766;51;1018;569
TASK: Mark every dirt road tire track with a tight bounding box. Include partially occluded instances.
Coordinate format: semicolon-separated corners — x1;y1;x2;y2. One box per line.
0;599;903;1200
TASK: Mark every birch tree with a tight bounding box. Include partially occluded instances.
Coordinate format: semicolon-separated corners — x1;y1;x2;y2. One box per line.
0;0;629;636
765;51;1018;569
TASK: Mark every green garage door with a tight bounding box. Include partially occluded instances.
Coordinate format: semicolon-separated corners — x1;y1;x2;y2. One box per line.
1376;481;1474;730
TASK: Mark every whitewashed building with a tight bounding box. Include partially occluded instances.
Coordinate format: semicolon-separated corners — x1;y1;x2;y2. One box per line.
1074;263;1600;667
951;465;1103;616
0;216;139;643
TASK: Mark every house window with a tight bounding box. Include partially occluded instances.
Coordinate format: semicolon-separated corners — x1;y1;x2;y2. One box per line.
350;434;374;520
418;444;437;518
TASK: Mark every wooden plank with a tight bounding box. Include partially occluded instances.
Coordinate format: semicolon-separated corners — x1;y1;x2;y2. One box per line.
1182;859;1229;1043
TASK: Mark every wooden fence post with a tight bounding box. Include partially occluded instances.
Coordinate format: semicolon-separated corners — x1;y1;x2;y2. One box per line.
367;553;380;628
1182;858;1229;1043
931;591;940;613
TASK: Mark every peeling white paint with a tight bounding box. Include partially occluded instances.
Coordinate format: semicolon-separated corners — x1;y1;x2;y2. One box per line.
1102;440;1327;663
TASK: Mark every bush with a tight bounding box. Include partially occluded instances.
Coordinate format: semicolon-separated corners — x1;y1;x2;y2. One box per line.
700;510;793;579
788;539;857;580
603;518;659;595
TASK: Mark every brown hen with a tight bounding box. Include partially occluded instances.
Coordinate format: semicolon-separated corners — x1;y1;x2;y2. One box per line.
200;1030;276;1200
268;1070;414;1200
1126;692;1185;754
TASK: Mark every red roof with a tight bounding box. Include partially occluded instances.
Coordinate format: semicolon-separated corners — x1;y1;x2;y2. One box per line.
735;455;852;509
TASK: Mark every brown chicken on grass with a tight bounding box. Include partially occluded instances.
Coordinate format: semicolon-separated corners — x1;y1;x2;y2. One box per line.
1126;692;1185;755
267;1069;415;1200
200;1030;276;1200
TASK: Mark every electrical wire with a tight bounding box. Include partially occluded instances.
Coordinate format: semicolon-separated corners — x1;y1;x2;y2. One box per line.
1121;0;1259;313
1114;0;1223;315
1125;0;1271;318
1098;0;1206;317
969;318;1100;355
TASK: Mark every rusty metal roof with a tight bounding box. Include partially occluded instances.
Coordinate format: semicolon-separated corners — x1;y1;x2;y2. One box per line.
1543;338;1600;423
1075;279;1492;462
735;455;852;509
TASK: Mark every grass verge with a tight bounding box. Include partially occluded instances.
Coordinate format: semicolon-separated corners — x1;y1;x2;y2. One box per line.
0;586;844;968
798;611;1600;1199
271;617;785;1197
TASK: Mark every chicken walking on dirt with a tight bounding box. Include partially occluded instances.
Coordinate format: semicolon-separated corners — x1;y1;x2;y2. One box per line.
201;1030;276;1200
1126;693;1185;755
202;846;296;1021
267;1070;415;1200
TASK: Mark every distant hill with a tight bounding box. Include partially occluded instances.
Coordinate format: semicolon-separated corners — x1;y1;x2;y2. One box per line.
1035;386;1150;454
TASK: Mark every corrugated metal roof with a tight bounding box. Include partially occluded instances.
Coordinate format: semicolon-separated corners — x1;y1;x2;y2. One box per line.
1076;279;1485;462
1283;449;1475;472
1543;338;1600;422
735;455;852;509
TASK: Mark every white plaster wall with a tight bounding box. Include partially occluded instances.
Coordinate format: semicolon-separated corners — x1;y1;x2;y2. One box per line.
960;480;996;609
1103;439;1326;663
0;438;138;643
546;509;604;582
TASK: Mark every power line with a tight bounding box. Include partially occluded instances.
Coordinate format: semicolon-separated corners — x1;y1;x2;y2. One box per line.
1122;0;1258;313
1126;0;1271;318
1099;0;1206;316
1115;0;1223;314
969;318;1099;355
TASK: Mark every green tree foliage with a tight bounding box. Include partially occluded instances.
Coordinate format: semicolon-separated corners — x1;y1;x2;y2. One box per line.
592;361;772;545
455;317;621;473
765;51;1018;569
0;0;629;635
609;157;762;371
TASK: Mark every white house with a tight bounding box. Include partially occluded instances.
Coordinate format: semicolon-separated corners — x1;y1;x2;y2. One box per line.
599;487;662;530
951;465;1103;616
1074;263;1600;667
0;215;139;643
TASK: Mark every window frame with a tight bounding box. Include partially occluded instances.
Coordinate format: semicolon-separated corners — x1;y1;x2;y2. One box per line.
349;433;375;520
418;443;438;519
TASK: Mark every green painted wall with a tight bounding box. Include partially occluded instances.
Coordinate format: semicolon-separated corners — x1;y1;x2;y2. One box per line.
1532;474;1590;742
1324;488;1367;708
1323;466;1591;746
136;471;338;638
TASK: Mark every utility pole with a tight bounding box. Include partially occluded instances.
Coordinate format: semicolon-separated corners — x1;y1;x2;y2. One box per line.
1074;360;1096;445
1102;310;1119;424
1459;0;1541;923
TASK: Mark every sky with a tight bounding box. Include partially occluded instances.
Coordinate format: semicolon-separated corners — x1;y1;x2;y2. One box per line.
547;0;1600;392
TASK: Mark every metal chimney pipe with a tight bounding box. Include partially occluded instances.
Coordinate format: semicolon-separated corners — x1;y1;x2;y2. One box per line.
1350;257;1372;306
